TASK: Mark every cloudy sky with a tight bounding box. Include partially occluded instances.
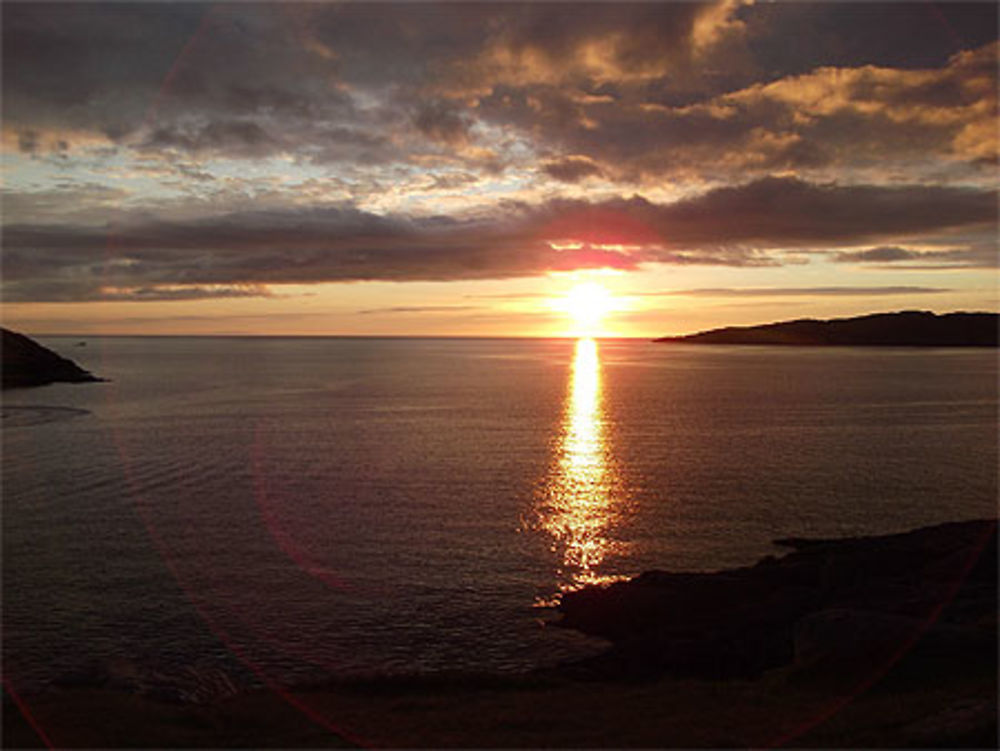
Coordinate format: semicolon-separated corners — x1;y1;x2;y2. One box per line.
2;1;997;336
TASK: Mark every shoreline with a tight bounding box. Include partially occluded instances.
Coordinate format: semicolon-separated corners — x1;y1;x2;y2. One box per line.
5;519;996;748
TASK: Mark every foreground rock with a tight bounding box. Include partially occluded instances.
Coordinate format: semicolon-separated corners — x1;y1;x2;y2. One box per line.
4;520;995;748
558;519;997;682
1;328;104;389
655;310;999;346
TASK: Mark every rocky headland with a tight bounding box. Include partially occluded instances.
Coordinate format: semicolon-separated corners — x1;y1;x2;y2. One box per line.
655;310;999;346
1;328;104;389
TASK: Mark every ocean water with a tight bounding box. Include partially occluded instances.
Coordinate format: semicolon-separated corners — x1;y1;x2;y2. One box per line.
3;337;997;693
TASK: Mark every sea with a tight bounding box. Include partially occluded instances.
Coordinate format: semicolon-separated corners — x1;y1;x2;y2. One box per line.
3;336;997;696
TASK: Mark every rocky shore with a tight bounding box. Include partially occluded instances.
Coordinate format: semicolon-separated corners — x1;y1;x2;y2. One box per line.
4;519;996;748
558;519;997;683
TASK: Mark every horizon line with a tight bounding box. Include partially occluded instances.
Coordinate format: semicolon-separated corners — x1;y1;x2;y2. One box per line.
26;333;655;341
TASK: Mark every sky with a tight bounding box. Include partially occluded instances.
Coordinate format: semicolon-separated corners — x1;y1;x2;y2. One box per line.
2;1;997;337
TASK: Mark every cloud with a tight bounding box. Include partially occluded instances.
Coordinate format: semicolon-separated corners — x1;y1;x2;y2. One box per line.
463;40;998;185
833;244;999;268
442;3;721;95
2;3;206;137
413;100;472;146
16;129;38;153
140;120;280;157
1;184;131;226
0;277;274;303
465;292;549;300
741;2;998;74
2;176;995;302
519;177;995;258
356;305;481;315
640;286;951;297
3;2;996;195
720;42;999;166
95;284;272;302
833;246;920;263
641;176;997;247
541;155;603;183
2;3;383;162
0;204;645;304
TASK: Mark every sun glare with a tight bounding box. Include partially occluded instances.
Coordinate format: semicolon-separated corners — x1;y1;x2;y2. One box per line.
557;282;615;336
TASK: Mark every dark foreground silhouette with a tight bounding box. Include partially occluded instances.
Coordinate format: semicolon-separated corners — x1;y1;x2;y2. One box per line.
1;328;103;389
4;520;995;748
655;311;999;346
559;520;997;681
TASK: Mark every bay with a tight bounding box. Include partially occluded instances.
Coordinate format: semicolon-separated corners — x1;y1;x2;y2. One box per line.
3;337;996;692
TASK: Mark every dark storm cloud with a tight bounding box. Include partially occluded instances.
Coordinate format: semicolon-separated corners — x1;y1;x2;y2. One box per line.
3;177;995;302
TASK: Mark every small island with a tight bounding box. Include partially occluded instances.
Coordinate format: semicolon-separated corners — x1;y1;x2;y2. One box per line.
1;328;105;389
655;311;999;347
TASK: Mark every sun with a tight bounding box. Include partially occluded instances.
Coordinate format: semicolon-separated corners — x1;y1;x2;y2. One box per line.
557;282;616;336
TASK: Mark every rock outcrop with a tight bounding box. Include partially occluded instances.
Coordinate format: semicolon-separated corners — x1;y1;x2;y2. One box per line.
557;519;998;681
2;328;104;389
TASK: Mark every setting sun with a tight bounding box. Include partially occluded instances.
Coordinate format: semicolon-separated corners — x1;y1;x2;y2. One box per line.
557;282;616;336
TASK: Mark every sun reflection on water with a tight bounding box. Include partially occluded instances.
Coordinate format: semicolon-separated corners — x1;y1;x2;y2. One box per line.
534;337;630;599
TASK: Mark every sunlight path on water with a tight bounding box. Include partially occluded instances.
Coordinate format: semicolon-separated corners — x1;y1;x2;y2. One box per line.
534;338;632;601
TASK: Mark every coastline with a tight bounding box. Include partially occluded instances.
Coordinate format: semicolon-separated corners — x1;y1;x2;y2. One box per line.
654;311;1000;347
5;519;996;748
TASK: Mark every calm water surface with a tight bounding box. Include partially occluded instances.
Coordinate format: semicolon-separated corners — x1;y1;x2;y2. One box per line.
3;337;997;692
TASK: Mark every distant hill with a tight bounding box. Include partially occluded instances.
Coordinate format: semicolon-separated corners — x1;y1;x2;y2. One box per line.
654;311;999;347
2;328;104;388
